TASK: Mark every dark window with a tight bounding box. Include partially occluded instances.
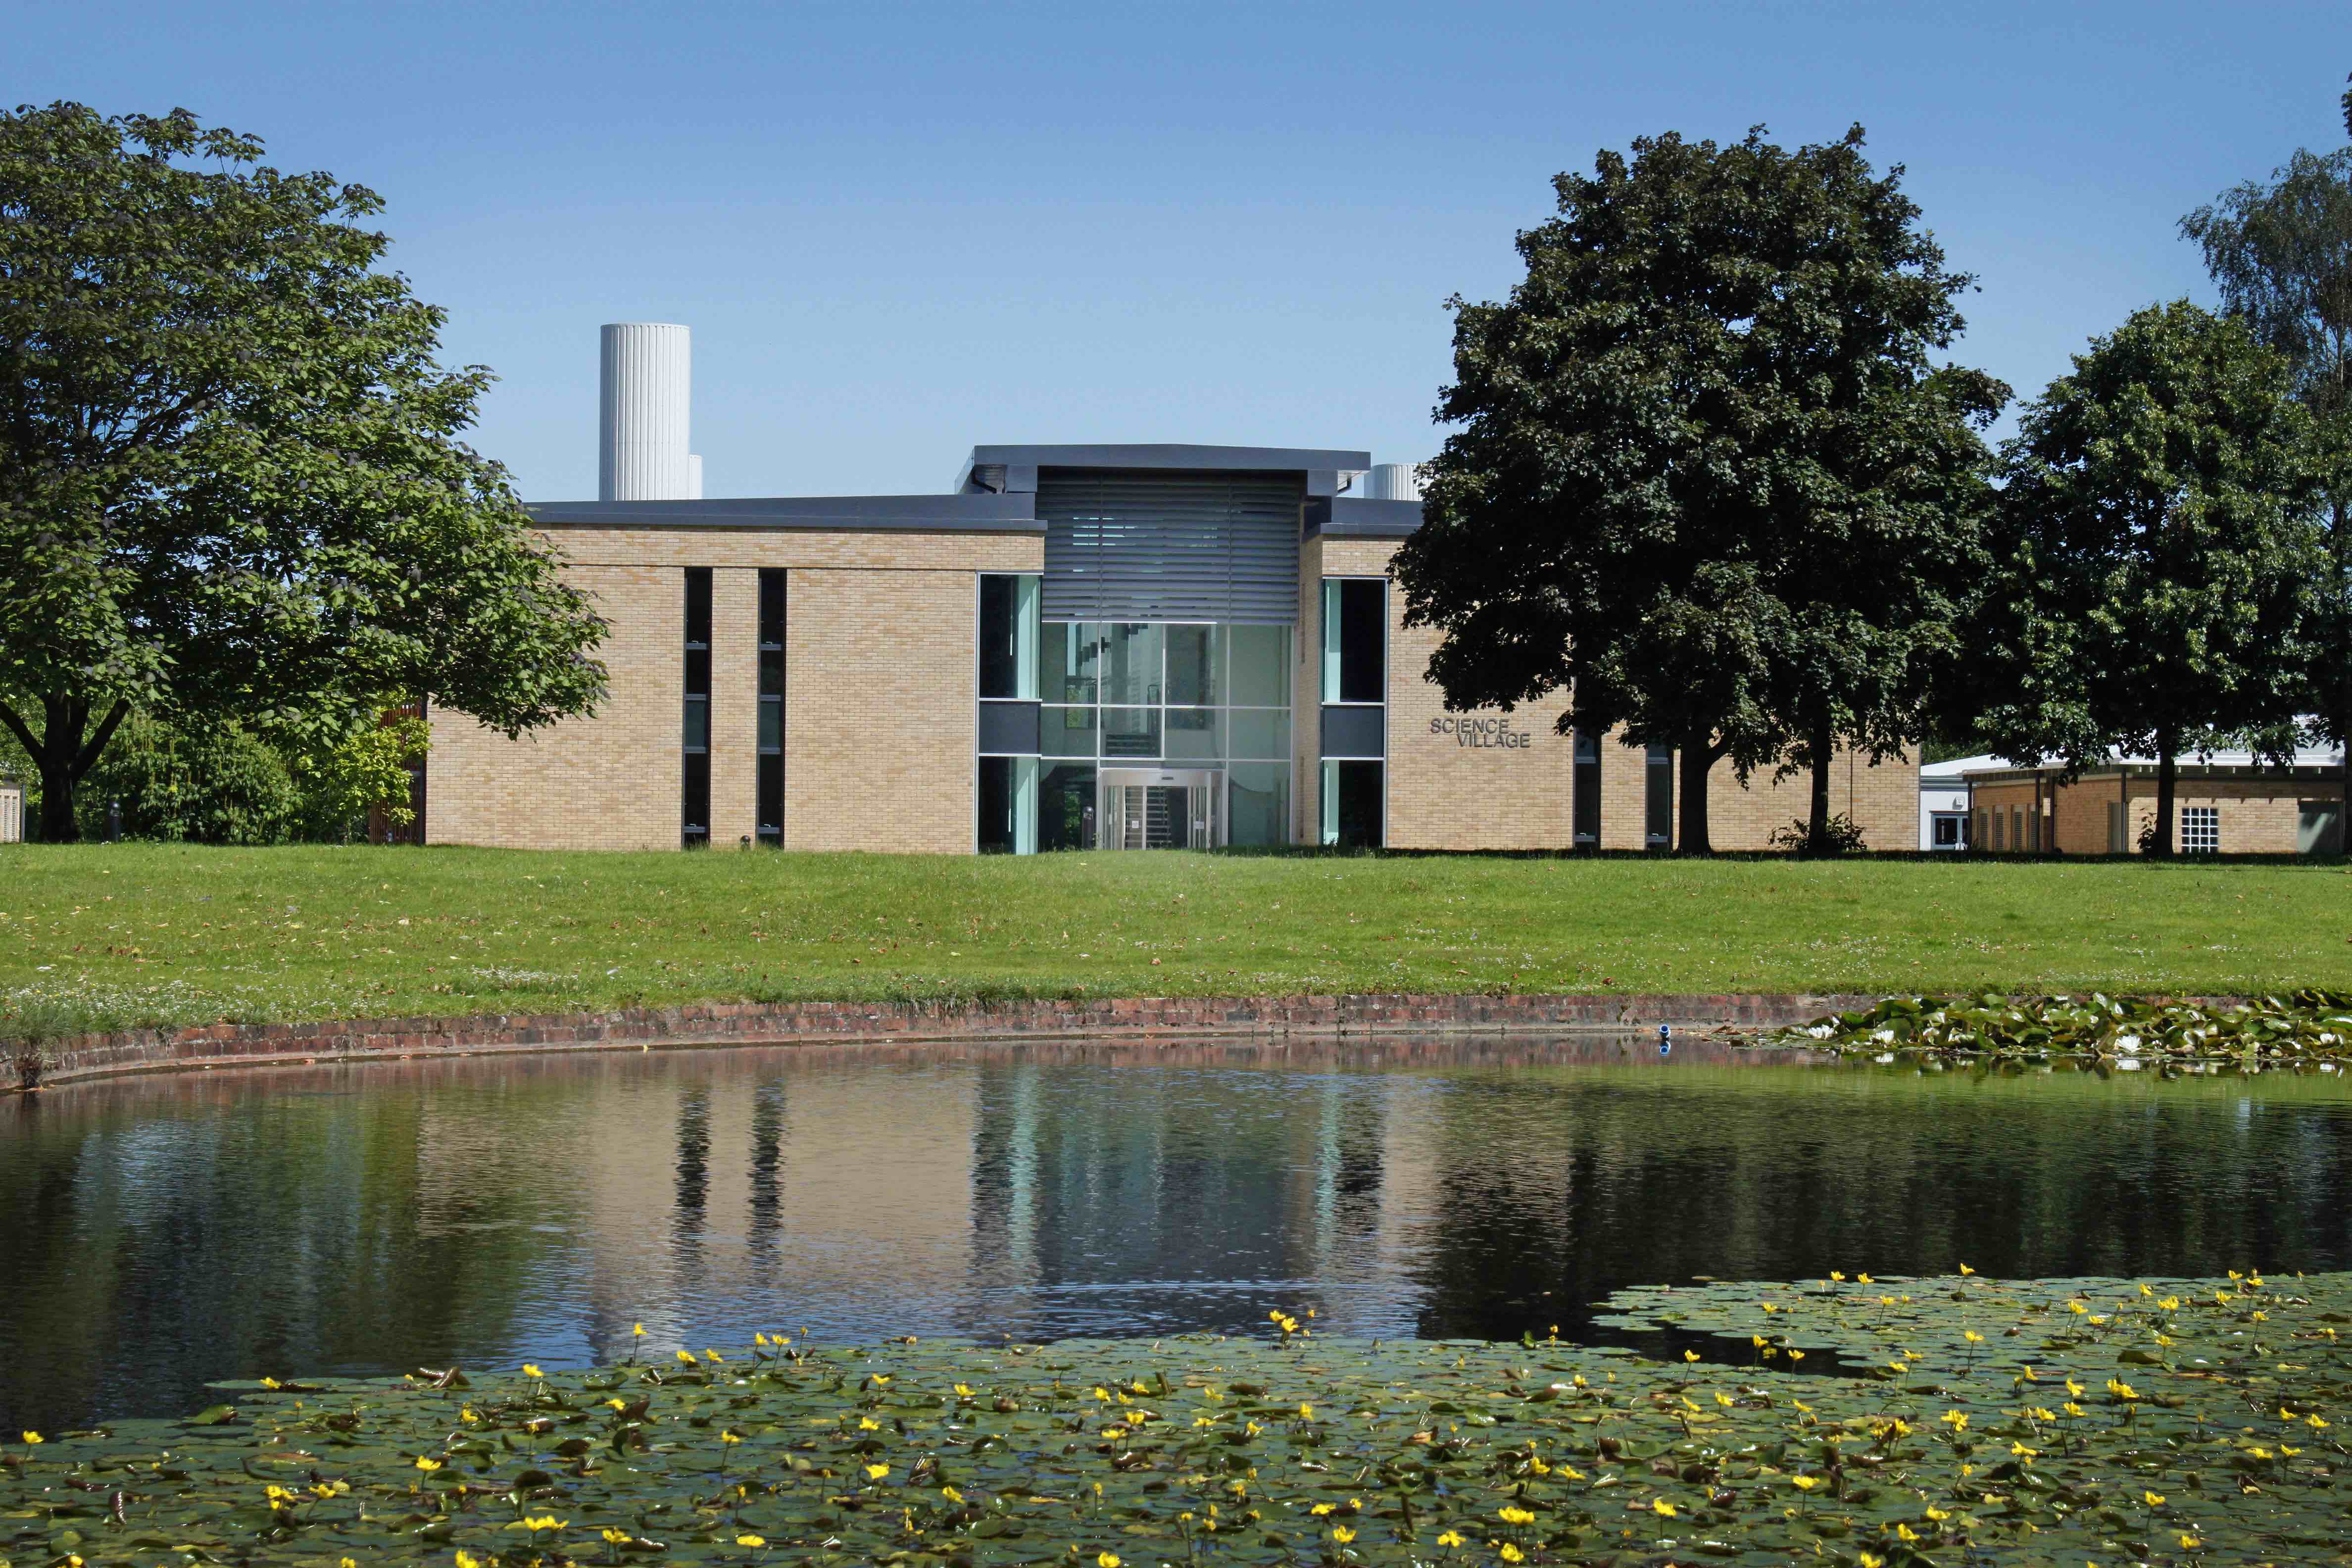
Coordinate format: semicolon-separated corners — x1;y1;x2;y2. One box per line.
757;568;784;845
978;756;1015;853
1040;763;1098;851
1572;729;1601;848
979;575;1021;699
1333;760;1383;849
683;568;712;846
1332;579;1386;703
1644;744;1672;850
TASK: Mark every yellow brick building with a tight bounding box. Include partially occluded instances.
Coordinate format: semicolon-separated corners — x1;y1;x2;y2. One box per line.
427;441;1914;854
1965;752;2346;856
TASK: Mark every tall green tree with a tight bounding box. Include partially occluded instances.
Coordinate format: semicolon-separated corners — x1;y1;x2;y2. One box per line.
1393;127;2001;853
1771;364;2004;853
1976;301;2326;855
0;103;606;840
2181;139;2352;810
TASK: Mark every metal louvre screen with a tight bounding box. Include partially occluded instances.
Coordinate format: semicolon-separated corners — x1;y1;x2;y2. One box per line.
1039;469;1302;625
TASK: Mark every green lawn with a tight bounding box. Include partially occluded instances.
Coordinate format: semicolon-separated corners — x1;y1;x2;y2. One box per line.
0;843;2347;1034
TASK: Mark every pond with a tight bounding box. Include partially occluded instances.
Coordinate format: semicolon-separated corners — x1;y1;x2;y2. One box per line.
5;1033;2352;1433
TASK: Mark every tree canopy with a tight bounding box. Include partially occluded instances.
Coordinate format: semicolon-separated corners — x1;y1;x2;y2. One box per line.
0;102;605;840
2182;141;2352;786
1392;126;2002;852
1974;301;2326;854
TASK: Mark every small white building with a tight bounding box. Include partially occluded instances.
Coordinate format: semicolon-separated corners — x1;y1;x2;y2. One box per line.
1918;754;1999;850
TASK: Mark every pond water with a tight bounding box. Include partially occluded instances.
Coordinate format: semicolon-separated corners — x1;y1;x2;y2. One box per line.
6;1034;2352;1432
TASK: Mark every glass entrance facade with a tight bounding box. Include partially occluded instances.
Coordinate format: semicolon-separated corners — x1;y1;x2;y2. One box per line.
980;571;1294;852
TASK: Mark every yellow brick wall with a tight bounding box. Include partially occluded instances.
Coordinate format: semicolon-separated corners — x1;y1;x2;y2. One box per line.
2053;774;2124;854
547;528;1041;573
1968;779;2042;852
2114;776;2331;854
427;564;681;851
428;527;1041;853
1599;735;1653;850
1314;534;1917;852
784;568;976;853
1707;749;1916;853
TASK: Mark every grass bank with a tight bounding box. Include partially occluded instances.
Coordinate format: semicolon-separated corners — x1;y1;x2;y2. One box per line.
5;1269;2337;1564
0;844;2347;1036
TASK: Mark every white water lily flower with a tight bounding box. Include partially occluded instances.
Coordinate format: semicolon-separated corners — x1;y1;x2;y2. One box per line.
2113;1034;2141;1055
1870;1028;1897;1044
1806;1024;1835;1039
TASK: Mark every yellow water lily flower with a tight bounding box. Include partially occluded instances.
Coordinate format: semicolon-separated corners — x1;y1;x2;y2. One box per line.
521;1363;542;1378
865;1463;890;1480
1330;1525;1356;1543
1652;1498;1677;1517
1498;1505;1535;1525
414;1456;442;1472
1498;1546;1525;1564
737;1535;767;1548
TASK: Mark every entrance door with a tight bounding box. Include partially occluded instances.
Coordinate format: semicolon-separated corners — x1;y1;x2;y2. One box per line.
1100;769;1222;849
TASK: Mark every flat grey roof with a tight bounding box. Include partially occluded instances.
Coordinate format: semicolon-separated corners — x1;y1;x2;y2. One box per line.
967;442;1371;473
530;493;1041;532
1317;497;1423;538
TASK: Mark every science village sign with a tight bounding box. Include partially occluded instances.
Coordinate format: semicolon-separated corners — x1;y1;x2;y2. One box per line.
1428;714;1532;750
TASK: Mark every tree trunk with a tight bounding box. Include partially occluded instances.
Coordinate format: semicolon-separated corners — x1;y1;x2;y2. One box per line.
2151;732;2178;859
1676;733;1716;856
5;695;131;845
2336;496;2352;854
1805;713;1834;856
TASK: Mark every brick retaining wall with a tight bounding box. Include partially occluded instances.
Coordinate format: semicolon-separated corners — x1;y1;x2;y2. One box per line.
23;990;1880;1090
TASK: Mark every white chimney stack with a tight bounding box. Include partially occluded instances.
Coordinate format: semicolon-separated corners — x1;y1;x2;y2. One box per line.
1361;462;1425;502
599;323;701;501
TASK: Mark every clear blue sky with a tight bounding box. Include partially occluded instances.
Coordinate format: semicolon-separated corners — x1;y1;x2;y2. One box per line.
20;0;2350;500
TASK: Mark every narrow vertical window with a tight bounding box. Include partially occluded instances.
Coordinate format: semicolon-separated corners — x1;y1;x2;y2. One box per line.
756;568;784;846
1572;729;1601;849
683;567;712;847
1321;579;1386;703
1321;759;1383;848
979;574;1041;699
1644;744;1673;851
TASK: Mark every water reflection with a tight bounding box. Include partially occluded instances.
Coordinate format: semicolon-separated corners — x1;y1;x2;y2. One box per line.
5;1035;2352;1429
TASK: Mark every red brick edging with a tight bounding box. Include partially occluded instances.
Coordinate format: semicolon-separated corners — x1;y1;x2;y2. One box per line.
17;991;1881;1090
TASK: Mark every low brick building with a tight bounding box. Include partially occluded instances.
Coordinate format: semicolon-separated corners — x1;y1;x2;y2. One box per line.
425;329;1912;854
1965;750;2346;856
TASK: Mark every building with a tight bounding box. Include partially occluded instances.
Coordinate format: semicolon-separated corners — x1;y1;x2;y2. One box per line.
1918;754;1996;850
423;325;1915;854
1964;747;2346;855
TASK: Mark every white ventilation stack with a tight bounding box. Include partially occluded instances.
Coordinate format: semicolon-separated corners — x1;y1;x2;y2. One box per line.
1361;461;1425;501
598;323;701;501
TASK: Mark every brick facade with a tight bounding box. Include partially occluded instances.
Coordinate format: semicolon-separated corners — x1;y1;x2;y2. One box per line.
1322;535;1918;853
428;563;684;851
434;515;1915;856
1973;768;2345;855
428;527;1039;853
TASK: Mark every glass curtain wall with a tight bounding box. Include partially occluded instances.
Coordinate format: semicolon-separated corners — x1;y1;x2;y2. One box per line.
978;575;1042;854
1036;621;1292;848
1318;578;1385;848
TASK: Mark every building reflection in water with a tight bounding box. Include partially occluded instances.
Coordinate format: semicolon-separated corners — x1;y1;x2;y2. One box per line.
7;1035;2352;1432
